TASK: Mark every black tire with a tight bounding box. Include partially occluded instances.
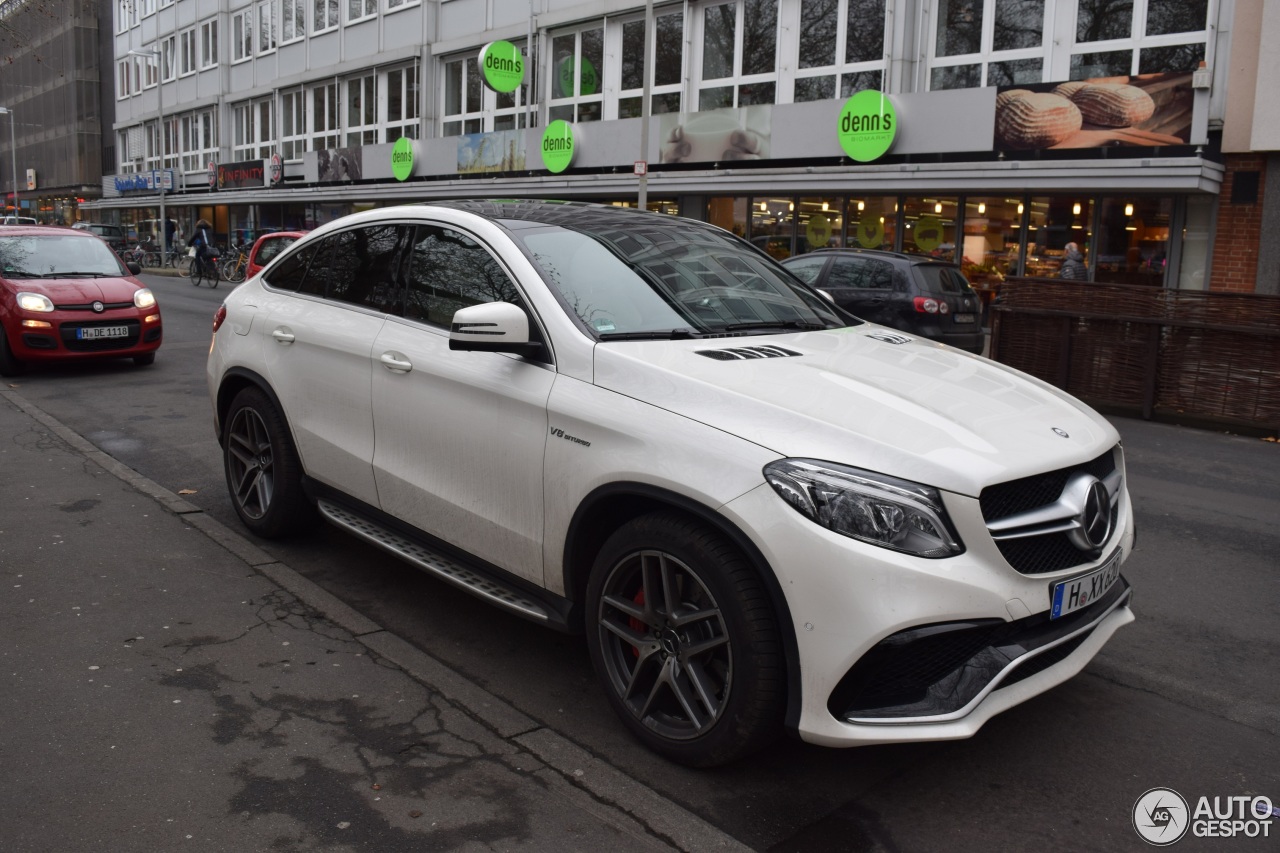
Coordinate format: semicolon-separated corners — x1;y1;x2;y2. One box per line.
207;259;221;289
585;511;785;767
133;352;156;367
222;386;314;538
0;327;26;377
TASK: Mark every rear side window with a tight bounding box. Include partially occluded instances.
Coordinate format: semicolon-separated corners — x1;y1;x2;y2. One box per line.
828;257;897;290
298;225;412;311
403;225;525;326
783;255;829;284
914;265;973;294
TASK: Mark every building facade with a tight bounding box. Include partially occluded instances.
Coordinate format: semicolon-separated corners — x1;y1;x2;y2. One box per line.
0;0;110;224
91;0;1276;294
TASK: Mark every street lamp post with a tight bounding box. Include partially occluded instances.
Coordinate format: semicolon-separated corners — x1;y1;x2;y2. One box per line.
127;49;166;260
0;107;18;222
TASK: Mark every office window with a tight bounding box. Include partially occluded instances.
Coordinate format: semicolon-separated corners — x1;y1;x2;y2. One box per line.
697;0;778;109
549;24;605;123
931;0;1046;90
618;8;684;118
346;74;378;145
116;0;131;34
181;111;218;173
793;0;886;102
179;27;197;75
387;0;418;9
1072;0;1209;78
233;99;275;159
311;82;340;149
233;9;252;62
282;0;306;41
386;66;420;141
161;35;177;81
258;1;278;54
349;0;376;22
116;60;131;99
442;40;534;135
282;90;307;160
142;49;159;88
314;0;339;32
200;19;219;69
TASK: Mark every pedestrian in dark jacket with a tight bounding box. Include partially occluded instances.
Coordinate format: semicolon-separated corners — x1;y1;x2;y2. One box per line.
1059;242;1088;280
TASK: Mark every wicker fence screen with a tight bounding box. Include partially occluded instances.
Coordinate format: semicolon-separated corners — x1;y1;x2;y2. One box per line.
991;279;1280;430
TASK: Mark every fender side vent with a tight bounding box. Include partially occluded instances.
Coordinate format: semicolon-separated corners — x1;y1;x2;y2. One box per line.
697;345;802;361
867;331;913;345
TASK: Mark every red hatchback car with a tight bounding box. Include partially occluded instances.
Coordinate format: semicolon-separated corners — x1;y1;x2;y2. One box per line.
245;230;308;280
0;226;162;376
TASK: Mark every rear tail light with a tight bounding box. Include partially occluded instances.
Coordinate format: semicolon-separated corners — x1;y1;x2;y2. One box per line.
912;297;951;315
212;304;227;333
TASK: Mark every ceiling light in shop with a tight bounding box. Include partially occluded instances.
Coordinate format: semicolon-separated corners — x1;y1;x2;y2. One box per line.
934;202;943;213
760;201;768;212
977;203;986;214
857;201;865;211
1018;203;1024;215
789;202;794;212
1125;203;1134;217
1073;202;1082;215
822;201;829;211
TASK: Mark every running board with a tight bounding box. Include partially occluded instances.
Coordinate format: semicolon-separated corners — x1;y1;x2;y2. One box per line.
316;499;552;624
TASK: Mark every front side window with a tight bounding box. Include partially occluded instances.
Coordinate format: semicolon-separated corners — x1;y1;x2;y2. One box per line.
698;0;778;109
404;225;524;326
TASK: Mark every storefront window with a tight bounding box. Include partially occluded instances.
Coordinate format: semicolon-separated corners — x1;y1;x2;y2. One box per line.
903;197;958;261
796;197;843;253
1094;197;1171;286
845;196;895;251
750;196;794;260
960;197;1022;285
707;197;749;240
1024;196;1093;279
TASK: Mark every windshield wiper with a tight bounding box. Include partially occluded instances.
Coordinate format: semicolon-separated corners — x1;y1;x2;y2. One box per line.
1;269;39;278
721;320;830;332
597;328;701;341
43;271;109;278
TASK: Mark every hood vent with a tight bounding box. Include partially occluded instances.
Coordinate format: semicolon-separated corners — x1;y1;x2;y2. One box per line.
697;345;803;361
867;331;913;345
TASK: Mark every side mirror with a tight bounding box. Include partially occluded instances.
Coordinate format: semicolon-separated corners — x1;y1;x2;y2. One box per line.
126;261;142;276
449;301;542;356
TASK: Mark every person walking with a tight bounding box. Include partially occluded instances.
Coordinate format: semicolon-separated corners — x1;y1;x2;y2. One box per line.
1059;242;1088;280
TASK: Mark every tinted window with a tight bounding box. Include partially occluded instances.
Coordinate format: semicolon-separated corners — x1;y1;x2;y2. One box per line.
914;265;973;294
828;257;897;290
783;255;829;284
403;225;524;326
263;243;319;292
304;225;411;310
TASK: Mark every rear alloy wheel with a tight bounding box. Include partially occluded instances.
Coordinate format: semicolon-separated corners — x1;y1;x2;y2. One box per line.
586;512;785;767
223;386;313;538
0;327;26;377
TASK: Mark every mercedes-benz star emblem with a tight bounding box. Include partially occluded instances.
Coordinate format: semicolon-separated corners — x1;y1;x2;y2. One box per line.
92;301;105;313
1052;427;1069;438
1062;472;1113;552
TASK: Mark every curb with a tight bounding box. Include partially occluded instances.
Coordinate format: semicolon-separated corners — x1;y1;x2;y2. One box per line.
0;386;751;853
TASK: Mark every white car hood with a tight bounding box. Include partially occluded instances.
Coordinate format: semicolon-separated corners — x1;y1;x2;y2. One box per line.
591;326;1119;497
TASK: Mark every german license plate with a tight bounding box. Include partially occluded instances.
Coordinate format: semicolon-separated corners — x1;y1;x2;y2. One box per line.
953;313;976;324
77;325;128;340
1050;552;1121;619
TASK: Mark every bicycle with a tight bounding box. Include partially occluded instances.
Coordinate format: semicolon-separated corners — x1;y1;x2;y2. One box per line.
220;242;252;283
190;252;222;289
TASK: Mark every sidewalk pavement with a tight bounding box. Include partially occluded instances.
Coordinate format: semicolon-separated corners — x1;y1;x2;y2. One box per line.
0;389;748;852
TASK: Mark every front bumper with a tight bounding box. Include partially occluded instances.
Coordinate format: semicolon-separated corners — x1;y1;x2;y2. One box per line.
6;310;162;361
721;479;1135;747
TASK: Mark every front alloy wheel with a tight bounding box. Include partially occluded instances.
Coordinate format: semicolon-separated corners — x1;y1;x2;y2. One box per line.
587;512;785;766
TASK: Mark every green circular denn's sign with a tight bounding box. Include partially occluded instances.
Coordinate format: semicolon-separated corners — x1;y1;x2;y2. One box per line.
479;41;525;93
391;137;415;181
837;90;897;162
541;120;576;173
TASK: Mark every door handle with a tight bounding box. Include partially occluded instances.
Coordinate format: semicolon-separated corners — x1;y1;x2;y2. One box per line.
380;352;413;373
271;328;295;344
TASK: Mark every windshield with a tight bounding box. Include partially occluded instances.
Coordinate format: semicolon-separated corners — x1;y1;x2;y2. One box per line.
0;234;126;278
515;222;847;337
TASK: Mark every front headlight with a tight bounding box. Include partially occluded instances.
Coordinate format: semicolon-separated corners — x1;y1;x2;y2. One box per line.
16;292;55;312
133;288;156;309
763;459;964;558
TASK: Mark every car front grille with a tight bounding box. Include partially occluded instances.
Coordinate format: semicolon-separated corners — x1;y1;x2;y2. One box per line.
59;319;141;352
980;448;1119;575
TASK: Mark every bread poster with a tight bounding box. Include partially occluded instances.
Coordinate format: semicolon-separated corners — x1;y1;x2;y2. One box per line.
994;72;1192;151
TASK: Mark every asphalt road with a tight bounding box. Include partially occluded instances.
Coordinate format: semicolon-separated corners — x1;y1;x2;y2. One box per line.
6;272;1278;851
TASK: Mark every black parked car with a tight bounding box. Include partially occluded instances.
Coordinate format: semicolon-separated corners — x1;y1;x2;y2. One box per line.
781;248;986;354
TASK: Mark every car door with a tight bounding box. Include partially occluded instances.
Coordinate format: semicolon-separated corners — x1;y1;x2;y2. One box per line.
259;223;410;506
370;222;555;583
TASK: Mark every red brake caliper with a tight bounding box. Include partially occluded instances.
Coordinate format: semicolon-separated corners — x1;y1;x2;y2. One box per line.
628;588;646;658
